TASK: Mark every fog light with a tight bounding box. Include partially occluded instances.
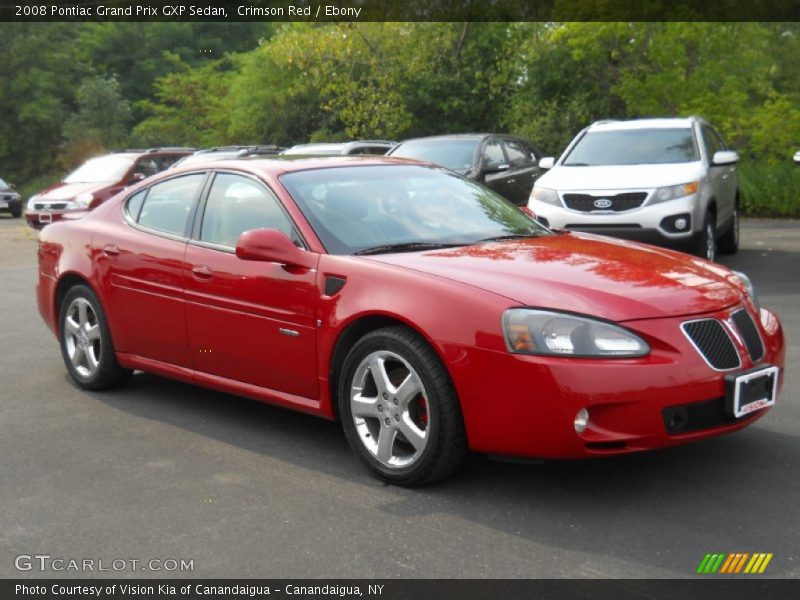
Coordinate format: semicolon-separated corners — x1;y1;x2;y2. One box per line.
674;217;688;230
574;408;589;433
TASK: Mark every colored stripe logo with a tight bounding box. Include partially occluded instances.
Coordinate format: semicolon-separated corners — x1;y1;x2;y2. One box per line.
697;553;773;574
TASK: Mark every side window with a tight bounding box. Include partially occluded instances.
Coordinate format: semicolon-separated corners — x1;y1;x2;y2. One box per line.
701;125;724;160
138;173;205;236
200;173;295;248
503;140;534;167
125;189;147;221
133;158;159;179
482;139;506;169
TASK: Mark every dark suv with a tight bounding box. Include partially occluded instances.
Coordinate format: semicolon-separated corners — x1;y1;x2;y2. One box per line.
388;134;543;206
25;148;193;229
0;177;22;218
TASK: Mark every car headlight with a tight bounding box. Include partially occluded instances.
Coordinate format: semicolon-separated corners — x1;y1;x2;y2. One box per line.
531;186;560;206
503;309;650;358
732;270;760;313
73;192;94;209
27;195;39;210
650;181;699;205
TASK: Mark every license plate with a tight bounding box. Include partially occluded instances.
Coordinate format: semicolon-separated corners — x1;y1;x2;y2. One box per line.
0;200;7;208
725;366;779;418
39;213;52;223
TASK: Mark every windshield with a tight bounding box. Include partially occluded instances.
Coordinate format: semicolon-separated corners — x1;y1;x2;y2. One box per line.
281;165;548;255
0;178;8;188
64;155;136;184
389;140;478;171
562;128;700;166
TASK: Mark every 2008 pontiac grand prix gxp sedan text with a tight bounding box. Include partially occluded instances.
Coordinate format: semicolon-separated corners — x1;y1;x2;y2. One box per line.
36;157;785;485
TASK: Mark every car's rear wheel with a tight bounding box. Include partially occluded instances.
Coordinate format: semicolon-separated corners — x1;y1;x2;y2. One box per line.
718;201;740;255
59;284;131;390
694;212;717;262
338;326;466;486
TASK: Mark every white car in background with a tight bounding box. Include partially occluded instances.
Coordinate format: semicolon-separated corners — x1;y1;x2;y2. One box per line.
528;117;740;261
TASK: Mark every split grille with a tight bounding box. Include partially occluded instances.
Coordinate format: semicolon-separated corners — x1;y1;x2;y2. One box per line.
732;309;764;362
681;309;765;370
562;192;648;212
682;319;740;370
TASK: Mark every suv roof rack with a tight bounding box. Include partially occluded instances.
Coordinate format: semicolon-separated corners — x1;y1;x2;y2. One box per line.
121;147;195;153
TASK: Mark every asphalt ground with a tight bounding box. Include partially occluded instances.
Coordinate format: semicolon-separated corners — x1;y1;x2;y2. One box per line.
0;216;797;579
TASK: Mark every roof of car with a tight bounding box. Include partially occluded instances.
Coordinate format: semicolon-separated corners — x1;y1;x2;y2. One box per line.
170;155;424;176
588;118;698;132
396;134;490;143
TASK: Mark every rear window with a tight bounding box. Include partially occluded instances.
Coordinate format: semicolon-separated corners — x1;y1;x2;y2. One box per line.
390;140;478;171
562;128;700;166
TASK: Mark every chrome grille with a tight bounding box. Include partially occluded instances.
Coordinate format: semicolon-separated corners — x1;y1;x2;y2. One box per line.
34;202;69;211
731;309;764;362
682;319;740;370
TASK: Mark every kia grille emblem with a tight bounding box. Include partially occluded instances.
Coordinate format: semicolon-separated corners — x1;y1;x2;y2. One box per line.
593;198;613;209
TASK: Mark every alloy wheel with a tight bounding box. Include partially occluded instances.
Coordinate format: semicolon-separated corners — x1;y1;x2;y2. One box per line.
63;297;103;379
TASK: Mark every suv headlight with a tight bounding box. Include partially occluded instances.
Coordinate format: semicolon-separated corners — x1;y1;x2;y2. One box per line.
650;181;699;205
531;186;560;206
73;192;94;209
503;309;650;357
732;270;760;313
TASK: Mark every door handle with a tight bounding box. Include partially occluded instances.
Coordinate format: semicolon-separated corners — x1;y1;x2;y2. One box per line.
191;265;214;280
102;244;120;257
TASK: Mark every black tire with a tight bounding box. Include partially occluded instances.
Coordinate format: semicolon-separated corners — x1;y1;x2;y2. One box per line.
10;207;22;218
338;326;467;486
718;200;740;255
59;284;132;390
694;211;717;262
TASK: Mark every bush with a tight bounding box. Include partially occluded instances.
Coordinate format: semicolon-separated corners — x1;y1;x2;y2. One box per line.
739;160;800;218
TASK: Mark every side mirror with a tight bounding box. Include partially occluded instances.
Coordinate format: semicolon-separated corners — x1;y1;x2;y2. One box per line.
711;150;739;166
482;162;509;175
128;173;146;185
538;157;555;169
235;228;316;270
518;206;536;219
793;151;800;165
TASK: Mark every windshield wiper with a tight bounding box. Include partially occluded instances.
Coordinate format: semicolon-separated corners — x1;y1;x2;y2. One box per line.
353;242;465;256
476;233;539;243
563;162;590;167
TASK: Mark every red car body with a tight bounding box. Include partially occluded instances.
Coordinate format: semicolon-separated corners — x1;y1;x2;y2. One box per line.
36;157;785;471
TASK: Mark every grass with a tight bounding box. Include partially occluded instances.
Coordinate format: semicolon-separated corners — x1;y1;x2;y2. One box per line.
739;161;800;218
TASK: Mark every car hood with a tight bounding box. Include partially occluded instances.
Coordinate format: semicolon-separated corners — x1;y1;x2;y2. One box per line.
537;162;706;191
36;181;108;201
363;233;742;322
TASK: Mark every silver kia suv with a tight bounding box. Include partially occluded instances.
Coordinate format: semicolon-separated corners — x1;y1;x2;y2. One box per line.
528;117;740;261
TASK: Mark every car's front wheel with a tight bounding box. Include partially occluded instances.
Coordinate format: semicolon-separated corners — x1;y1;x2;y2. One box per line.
694;212;717;262
338;326;467;486
718;201;740;255
59;284;131;390
10;206;22;218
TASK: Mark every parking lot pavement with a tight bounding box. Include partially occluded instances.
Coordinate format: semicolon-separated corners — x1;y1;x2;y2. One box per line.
0;215;797;579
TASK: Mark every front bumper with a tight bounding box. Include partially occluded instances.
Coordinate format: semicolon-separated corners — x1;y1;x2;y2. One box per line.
25;209;69;230
531;193;702;246
0;196;21;213
442;305;785;459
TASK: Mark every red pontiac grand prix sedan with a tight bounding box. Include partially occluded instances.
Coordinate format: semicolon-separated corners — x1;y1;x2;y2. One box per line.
36;157;785;485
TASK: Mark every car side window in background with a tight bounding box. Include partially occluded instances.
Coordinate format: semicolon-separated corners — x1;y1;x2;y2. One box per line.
200;173;295;248
483;139;506;169
137;173;205;236
503;140;533;167
125;189;147;221
701;125;724;160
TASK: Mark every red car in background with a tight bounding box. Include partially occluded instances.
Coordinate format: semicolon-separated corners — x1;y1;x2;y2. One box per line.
25;148;192;229
36;157;785;485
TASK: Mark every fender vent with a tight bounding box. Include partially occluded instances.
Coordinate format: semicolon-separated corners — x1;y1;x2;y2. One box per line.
324;276;346;297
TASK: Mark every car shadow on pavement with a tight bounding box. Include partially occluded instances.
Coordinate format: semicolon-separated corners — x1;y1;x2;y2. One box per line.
90;370;799;577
